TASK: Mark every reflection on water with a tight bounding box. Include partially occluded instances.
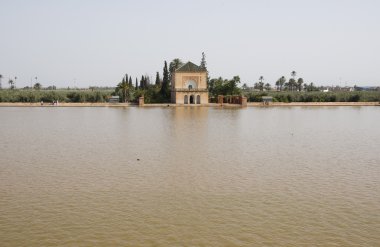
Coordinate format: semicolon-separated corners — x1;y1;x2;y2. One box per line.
0;106;379;246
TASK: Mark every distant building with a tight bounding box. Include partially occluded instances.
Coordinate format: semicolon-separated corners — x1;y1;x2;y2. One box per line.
108;96;120;103
171;61;208;104
326;86;354;92
262;96;273;105
354;86;379;91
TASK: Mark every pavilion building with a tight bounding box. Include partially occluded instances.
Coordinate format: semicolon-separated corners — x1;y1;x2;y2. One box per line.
171;61;208;104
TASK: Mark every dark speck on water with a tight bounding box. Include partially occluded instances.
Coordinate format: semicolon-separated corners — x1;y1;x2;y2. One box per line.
0;107;379;246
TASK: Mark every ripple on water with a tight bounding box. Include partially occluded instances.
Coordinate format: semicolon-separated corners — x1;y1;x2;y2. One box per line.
0;107;379;246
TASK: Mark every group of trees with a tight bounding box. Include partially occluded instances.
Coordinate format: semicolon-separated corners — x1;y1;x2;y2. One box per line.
115;74;133;103
250;71;326;93
252;76;272;91
4;77;16;90
0;74;3;89
208;76;241;99
244;91;380;103
114;59;324;103
0;74;44;90
4;56;378;104
114;56;191;103
115;60;172;103
274;71;303;91
0;89;112;103
252;71;307;92
1;86;378;103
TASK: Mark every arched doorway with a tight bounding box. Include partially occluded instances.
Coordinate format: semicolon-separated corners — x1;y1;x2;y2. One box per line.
196;95;200;104
189;95;194;104
184;95;188;104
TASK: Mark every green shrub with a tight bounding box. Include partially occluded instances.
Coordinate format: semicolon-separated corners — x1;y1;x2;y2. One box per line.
0;89;113;103
243;91;379;103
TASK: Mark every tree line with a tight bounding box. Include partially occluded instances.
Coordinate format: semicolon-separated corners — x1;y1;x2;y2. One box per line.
248;71;319;92
0;74;44;90
0;89;112;103
114;55;207;103
2;57;379;103
243;91;380;103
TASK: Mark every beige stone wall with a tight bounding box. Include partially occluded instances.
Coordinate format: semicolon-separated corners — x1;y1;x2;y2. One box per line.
171;71;208;104
172;91;209;104
200;92;208;104
172;72;208;90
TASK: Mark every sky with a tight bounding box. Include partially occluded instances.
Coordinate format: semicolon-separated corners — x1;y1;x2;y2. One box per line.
0;0;379;88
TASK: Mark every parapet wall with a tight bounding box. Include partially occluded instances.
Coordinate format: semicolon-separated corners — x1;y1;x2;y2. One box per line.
218;95;247;107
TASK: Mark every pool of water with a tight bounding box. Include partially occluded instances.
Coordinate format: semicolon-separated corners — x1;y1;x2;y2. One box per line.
0;106;379;246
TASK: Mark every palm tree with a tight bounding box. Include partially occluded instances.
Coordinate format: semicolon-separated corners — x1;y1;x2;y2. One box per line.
277;76;286;91
259;76;264;91
291;71;297;80
169;58;184;80
33;83;42;90
289;78;297;91
290;71;297;91
8;79;14;89
279;76;286;91
297;78;304;92
0;74;3;89
275;79;280;91
117;80;129;103
284;81;289;91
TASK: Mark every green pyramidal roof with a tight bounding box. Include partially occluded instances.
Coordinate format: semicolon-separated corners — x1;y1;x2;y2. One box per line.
176;61;207;72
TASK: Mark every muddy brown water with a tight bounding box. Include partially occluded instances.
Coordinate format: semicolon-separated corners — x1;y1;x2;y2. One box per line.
0;106;379;246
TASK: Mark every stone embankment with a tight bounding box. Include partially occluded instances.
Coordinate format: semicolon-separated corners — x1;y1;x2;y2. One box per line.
0;102;379;107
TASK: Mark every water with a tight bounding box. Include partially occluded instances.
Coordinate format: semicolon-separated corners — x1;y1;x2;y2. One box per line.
0;106;379;246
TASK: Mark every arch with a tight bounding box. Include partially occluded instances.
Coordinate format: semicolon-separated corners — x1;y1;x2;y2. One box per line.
185;80;197;89
184;95;188;104
190;95;195;104
196;95;201;104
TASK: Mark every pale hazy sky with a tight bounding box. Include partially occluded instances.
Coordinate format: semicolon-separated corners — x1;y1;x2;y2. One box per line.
1;0;379;88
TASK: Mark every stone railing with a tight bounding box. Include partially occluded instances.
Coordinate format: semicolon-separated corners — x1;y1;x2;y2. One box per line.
172;88;208;92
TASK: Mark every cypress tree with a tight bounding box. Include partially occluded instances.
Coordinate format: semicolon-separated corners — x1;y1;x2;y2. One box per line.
160;61;169;98
145;76;150;87
140;75;145;89
129;76;132;87
135;78;138;89
200;52;207;71
200;52;210;87
155;72;160;85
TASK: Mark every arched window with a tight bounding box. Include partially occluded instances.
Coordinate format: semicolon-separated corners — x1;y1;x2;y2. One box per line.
185;80;197;89
190;95;194;104
184;95;188;104
196;95;201;104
